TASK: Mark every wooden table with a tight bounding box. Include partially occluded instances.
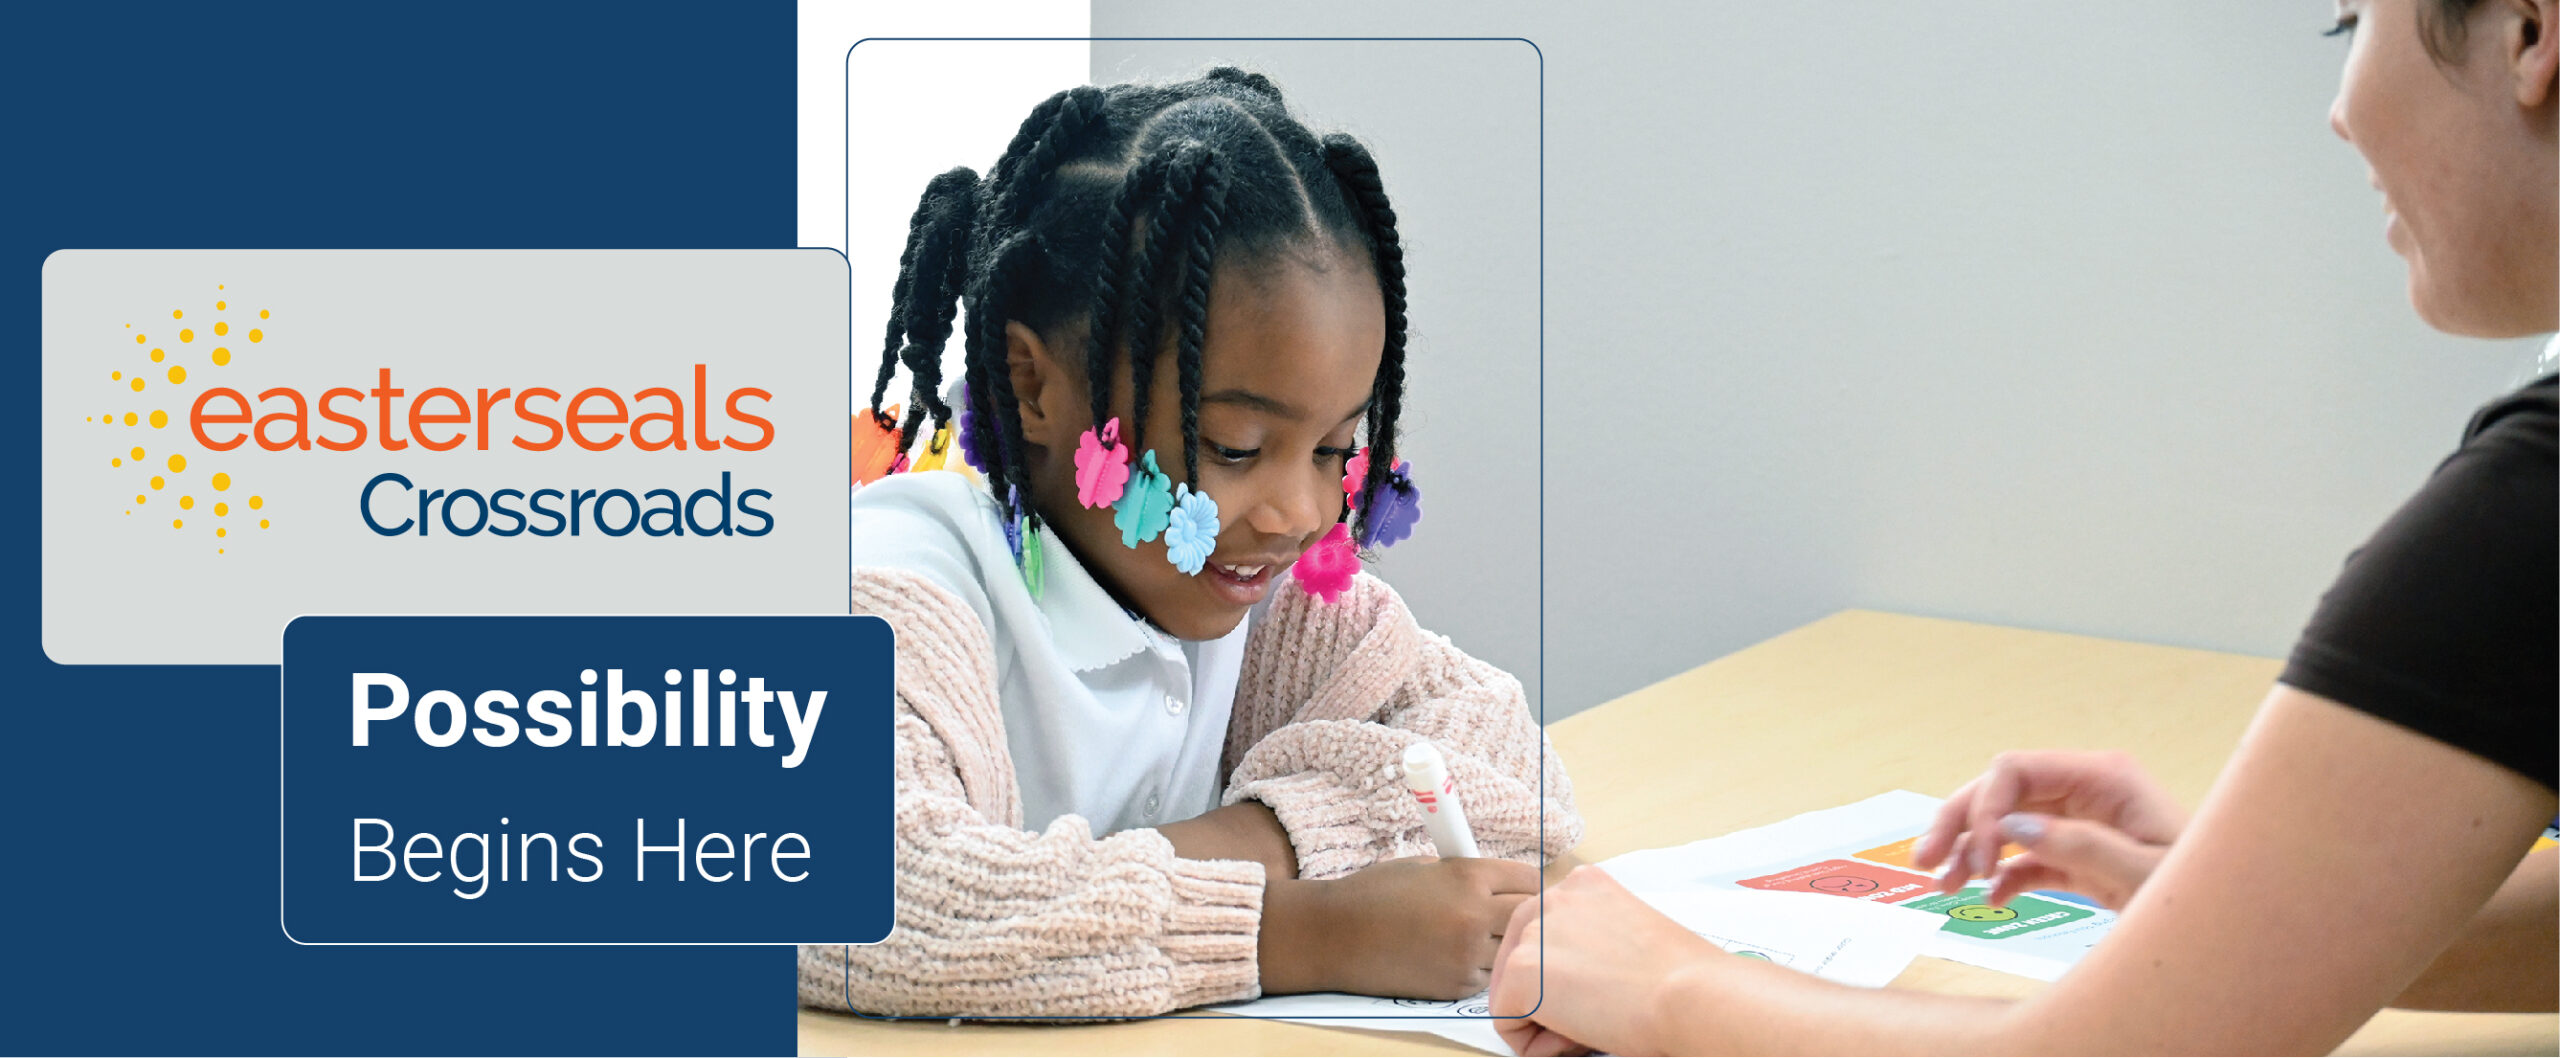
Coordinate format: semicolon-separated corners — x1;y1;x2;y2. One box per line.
799;610;2559;1056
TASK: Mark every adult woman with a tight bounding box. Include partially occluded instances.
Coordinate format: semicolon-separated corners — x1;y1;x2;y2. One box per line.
1490;0;2556;1051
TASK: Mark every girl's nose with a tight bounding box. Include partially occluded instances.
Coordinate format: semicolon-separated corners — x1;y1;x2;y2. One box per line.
2329;93;2352;143
1245;468;1337;540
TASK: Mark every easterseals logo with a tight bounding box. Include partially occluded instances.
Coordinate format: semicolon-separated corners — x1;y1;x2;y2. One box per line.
78;284;785;545
79;289;275;553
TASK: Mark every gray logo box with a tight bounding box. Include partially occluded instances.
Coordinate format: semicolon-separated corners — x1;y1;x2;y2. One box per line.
42;250;850;664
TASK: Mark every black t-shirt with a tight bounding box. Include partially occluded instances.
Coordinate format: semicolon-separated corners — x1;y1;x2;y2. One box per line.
2279;375;2557;790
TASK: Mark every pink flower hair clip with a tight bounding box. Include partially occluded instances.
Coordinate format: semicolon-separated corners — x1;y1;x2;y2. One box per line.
1294;522;1361;604
1074;417;1132;508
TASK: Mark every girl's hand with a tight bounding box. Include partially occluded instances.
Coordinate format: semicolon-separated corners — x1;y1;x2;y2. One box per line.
1259;856;1538;999
1911;748;2186;907
1488;865;1724;1057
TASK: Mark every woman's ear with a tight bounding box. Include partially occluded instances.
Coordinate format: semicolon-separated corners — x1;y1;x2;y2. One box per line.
2506;0;2557;108
1006;320;1066;448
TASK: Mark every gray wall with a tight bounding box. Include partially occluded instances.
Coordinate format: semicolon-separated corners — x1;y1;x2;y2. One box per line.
1092;41;1548;712
1093;4;2549;721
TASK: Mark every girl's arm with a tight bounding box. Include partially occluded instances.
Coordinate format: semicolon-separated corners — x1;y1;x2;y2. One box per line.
1493;684;2556;1054
798;571;1264;1019
1220;571;1581;880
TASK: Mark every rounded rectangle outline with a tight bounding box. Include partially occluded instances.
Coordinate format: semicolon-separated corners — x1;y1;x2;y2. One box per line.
834;33;1552;1025
277;610;895;947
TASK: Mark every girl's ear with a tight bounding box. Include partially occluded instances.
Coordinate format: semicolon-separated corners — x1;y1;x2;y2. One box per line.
2509;0;2557;108
1006;320;1065;447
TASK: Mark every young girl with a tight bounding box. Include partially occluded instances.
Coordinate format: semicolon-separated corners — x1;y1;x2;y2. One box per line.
1491;0;2554;1052
797;69;1580;1018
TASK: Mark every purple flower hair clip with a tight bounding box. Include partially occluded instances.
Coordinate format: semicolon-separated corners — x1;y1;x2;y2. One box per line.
956;381;996;473
1344;447;1423;549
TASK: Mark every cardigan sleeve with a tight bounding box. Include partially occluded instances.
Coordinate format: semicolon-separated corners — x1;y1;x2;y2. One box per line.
797;569;1264;1018
1221;571;1582;881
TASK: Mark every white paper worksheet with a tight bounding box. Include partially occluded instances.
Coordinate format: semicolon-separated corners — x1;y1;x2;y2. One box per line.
1602;790;2122;982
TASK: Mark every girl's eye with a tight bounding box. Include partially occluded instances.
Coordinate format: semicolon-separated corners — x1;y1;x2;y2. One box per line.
2323;13;2357;37
1206;443;1258;465
1313;445;1355;465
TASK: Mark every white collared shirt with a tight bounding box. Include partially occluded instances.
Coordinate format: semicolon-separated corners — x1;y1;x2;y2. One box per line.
848;472;1251;834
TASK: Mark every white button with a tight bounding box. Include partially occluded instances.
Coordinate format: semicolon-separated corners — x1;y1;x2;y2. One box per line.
1144;794;1161;816
1165;693;1186;716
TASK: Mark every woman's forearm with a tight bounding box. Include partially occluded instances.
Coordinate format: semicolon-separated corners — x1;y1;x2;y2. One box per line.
1649;957;2020;1055
2393;846;2558;1012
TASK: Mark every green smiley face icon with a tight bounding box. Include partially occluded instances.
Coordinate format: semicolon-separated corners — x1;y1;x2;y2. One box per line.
1948;904;2017;922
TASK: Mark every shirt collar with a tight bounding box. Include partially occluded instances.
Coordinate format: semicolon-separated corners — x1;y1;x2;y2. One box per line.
1030;527;1156;673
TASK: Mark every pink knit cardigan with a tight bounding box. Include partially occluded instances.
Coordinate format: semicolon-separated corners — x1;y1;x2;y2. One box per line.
795;564;1581;1019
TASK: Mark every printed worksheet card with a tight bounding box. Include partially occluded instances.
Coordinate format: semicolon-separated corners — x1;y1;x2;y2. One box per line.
1600;790;2120;982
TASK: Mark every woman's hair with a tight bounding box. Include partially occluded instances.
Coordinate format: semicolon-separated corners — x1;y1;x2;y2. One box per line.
2417;0;2494;64
867;67;1408;545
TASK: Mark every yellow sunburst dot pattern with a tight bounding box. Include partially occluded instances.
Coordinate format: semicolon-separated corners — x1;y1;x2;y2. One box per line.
99;289;274;553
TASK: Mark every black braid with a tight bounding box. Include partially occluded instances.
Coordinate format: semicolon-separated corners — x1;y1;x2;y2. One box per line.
870;166;978;437
1081;153;1170;442
1117;151;1196;460
1321;134;1408;548
976;234;1047;527
1201;65;1282;102
1168;146;1229;487
992;85;1106;228
903;183;974;436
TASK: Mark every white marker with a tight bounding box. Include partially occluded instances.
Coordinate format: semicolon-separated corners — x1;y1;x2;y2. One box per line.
1401;741;1479;859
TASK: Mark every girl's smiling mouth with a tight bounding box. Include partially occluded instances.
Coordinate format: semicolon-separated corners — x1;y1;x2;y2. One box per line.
1203;555;1292;606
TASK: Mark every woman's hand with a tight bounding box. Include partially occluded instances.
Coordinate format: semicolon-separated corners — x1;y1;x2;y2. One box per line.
1488;865;1725;1057
1911;748;2186;908
1259;856;1538;999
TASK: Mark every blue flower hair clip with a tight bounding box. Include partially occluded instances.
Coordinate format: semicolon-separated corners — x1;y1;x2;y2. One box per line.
1163;483;1221;575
